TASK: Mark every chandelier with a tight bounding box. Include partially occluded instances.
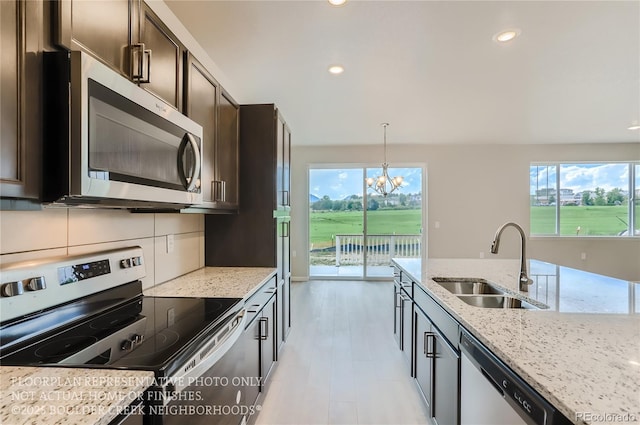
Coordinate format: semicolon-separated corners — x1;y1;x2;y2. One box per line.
366;123;403;197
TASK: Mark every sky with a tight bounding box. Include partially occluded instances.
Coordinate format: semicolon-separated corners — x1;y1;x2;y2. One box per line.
530;163;637;194
309;167;422;200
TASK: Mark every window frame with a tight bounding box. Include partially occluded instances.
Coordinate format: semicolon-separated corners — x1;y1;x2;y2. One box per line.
530;161;639;238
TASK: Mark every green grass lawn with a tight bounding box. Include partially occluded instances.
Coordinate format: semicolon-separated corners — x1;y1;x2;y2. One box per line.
310;209;422;248
531;205;628;236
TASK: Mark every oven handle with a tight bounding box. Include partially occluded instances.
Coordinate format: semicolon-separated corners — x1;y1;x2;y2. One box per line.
167;309;246;395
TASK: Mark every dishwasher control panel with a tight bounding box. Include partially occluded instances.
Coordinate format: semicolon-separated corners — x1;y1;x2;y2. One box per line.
460;330;563;425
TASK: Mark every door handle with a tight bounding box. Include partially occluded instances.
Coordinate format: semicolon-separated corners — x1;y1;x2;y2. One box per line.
259;317;269;340
213;180;226;202
177;133;201;192
425;332;436;358
131;43;151;84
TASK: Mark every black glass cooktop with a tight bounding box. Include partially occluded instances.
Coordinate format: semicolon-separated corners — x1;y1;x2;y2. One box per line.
0;281;241;375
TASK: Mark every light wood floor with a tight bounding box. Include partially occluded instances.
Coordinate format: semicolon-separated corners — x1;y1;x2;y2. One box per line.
255;280;430;425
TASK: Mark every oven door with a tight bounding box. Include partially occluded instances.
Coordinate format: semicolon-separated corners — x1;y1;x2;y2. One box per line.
146;309;252;425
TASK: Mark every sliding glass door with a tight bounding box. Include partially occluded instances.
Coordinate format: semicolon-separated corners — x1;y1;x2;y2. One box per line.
309;166;423;279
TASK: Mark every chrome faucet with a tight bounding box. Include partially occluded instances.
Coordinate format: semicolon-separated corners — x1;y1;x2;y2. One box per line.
490;222;533;292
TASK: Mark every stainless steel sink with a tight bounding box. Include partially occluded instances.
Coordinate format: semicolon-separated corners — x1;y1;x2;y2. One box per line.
432;277;505;295
456;295;541;310
432;277;545;310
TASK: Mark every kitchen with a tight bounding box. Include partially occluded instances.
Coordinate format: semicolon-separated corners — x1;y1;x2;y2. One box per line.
1;1;639;425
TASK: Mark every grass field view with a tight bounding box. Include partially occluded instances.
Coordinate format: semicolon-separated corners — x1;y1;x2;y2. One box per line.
531;205;631;236
310;209;422;249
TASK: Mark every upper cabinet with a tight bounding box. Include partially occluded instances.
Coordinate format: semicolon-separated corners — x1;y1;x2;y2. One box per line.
183;53;239;212
54;0;183;110
216;89;240;209
135;2;184;110
0;0;42;206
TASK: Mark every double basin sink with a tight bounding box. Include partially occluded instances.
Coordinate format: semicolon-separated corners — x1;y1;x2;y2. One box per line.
432;277;545;310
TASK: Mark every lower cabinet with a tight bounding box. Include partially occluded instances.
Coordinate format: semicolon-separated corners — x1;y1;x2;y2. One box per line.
394;263;460;425
243;277;277;423
415;307;460;425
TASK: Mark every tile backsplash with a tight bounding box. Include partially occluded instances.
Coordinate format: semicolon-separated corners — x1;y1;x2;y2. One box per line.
0;209;204;290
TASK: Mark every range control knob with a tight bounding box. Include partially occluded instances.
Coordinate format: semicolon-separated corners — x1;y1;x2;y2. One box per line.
1;281;24;297
25;276;46;291
120;259;132;268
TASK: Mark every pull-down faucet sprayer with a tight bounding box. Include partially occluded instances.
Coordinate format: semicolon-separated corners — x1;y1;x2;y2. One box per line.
490;222;533;292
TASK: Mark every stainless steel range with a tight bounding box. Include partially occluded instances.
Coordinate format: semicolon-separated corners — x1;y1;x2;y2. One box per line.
0;247;248;425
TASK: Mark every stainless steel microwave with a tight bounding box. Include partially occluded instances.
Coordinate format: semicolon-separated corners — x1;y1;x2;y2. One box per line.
43;51;203;208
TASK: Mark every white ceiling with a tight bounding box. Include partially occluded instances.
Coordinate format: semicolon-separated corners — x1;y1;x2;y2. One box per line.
165;0;640;147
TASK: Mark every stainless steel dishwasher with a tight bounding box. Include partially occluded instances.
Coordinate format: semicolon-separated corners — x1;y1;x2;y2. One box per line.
459;329;570;425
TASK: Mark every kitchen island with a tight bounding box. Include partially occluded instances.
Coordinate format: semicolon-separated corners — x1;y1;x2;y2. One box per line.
393;257;640;425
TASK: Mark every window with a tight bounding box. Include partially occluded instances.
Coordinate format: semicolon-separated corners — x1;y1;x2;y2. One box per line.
530;162;639;237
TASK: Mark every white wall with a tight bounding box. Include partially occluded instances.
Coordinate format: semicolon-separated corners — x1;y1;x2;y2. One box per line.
0;209;204;290
291;143;640;282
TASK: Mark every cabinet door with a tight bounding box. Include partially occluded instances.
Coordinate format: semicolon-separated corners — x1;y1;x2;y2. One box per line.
275;112;285;208
282;124;291;207
243;317;261;409
137;2;183;110
184;55;217;204
401;291;413;368
433;327;460;425
216;90;239;208
414;310;434;416
1;0;41;202
260;296;276;388
393;283;402;348
55;0;132;77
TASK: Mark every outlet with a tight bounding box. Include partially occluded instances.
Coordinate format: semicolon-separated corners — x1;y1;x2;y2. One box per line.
581;252;587;261
479;252;485;259
166;234;175;254
435;221;440;229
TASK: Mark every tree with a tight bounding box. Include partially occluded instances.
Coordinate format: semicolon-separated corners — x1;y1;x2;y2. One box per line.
368;198;379;211
548;194;556;204
594;187;606;206
581;191;593;206
606;188;625;205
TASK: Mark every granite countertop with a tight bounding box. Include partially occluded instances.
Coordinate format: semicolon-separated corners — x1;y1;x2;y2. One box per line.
0;366;154;425
144;267;277;299
393;258;640;425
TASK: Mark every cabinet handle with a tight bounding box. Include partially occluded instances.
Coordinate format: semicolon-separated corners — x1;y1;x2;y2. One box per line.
131;43;151;84
259;317;269;340
213;180;226;202
282;221;290;237
281;190;290;206
425;332;436;358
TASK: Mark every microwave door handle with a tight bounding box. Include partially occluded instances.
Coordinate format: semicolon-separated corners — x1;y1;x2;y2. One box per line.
177;133;201;192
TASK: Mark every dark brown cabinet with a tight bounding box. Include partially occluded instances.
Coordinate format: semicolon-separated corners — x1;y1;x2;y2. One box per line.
55;0;184;110
1;0;42;206
243;276;277;424
54;0;132;78
183;54;239;212
205;104;292;349
215;90;240;209
136;2;183;110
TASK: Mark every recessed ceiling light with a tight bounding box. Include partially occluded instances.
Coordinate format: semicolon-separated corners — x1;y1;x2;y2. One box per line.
628;124;640;131
328;0;347;6
493;28;521;43
328;65;344;75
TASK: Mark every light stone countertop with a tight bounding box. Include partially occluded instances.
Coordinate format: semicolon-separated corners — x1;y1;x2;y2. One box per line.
393;258;640;425
0;366;154;425
144;267;277;299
